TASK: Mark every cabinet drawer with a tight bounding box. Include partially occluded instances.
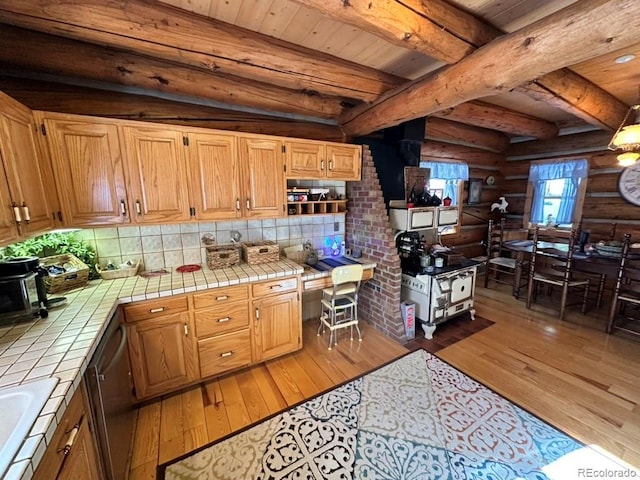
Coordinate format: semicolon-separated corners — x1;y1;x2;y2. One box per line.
194;302;249;338
199;329;252;378
192;284;249;310
252;276;298;297
123;296;188;323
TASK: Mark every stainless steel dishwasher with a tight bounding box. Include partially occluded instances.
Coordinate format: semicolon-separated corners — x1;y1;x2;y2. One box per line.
85;309;136;480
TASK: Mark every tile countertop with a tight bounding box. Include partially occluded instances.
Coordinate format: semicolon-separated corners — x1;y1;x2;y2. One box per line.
0;256;376;480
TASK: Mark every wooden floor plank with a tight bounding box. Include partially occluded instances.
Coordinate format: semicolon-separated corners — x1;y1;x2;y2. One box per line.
182;386;207;452
157;393;185;465
202;380;232;442
217;375;251;431
234;367;275;422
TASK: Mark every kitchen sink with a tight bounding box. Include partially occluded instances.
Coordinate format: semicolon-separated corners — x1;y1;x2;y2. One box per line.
0;377;59;477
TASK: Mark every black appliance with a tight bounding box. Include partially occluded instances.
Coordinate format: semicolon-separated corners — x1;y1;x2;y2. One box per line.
0;256;50;320
0;271;41;323
85;309;136;480
396;231;422;272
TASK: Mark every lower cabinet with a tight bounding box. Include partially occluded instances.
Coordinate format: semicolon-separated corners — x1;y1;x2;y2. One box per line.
123;296;199;400
252;277;302;362
33;379;103;480
123;276;302;401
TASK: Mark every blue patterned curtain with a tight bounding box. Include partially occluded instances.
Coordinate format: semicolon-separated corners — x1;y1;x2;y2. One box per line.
420;161;469;205
529;159;588;224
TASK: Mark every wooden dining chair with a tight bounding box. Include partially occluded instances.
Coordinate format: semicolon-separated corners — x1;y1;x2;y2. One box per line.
484;219;529;296
525;227;590;321
606;234;640;336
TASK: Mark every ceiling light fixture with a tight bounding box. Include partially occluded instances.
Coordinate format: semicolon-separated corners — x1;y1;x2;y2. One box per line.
609;90;640;167
614;53;636;64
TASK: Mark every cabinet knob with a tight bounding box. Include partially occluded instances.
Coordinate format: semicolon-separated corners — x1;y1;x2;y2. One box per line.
236;198;240;211
246;198;251;210
321;160;325;171
120;199;127;215
255;308;260;320
329;160;334;171
135;200;142;215
183;323;189;336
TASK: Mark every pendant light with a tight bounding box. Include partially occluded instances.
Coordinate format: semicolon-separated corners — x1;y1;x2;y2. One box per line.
608;89;640;167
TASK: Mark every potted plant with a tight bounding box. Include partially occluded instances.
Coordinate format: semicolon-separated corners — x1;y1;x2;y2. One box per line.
2;232;98;279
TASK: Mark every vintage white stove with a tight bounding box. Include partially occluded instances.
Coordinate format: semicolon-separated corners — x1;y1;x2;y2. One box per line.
401;263;477;339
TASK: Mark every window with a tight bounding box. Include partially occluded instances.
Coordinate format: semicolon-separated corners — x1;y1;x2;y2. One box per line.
526;159;588;228
421;161;469;235
420;161;469;206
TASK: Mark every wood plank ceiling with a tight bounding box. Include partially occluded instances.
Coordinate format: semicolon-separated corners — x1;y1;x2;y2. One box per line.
0;0;639;142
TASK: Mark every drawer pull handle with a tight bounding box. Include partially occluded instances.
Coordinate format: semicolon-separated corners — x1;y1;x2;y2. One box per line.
217;317;231;323
255;308;260;320
149;307;165;313
58;420;81;455
220;351;233;358
269;284;283;289
215;295;228;301
184;323;189;336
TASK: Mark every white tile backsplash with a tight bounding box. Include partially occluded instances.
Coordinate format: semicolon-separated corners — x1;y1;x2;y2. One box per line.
88;213;346;269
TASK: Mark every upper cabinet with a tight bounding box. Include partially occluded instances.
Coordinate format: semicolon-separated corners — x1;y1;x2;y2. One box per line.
15;105;360;230
37;113;129;226
0;94;55;244
123;125;192;223
285;139;362;181
239;136;286;218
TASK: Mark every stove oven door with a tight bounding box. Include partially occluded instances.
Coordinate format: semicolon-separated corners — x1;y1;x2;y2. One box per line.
450;270;475;304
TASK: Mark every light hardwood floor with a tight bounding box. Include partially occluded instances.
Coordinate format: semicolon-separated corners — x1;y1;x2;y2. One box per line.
128;285;640;479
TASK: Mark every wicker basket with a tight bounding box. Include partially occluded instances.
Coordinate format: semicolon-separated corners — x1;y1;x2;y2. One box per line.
206;244;240;269
41;254;90;293
241;241;280;265
96;260;140;280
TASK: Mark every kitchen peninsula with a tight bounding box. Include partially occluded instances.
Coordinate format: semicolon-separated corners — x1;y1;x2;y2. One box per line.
0;255;376;479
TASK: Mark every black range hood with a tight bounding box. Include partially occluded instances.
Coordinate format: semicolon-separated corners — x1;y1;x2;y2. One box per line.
355;117;426;206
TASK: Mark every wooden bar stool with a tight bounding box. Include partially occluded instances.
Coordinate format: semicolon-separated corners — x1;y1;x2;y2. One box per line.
317;264;364;350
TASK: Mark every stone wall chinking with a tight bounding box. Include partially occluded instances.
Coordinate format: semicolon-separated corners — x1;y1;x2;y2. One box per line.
346;145;405;343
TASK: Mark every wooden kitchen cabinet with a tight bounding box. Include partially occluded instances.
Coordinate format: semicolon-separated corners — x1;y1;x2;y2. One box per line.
123;125;192;224
238;135;286;218
33;379;103;480
252;277;302;362
285;139;361;181
36;112;130;226
123;296;198;400
187;131;241;220
0;94;55;244
193;284;253;378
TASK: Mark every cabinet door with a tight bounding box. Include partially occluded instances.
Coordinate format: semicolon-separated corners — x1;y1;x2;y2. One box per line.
188;131;241;220
127;312;198;399
0;97;55;236
123;125;191;223
253;291;302;362
326;144;362;180
284;140;324;179
0;173;20;245
43;116;129;226
33;380;103;480
239;136;285;218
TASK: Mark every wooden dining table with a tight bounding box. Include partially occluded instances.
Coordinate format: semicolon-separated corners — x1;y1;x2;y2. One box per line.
502;239;624;301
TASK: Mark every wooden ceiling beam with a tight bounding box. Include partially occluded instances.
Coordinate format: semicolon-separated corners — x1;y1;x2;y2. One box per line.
0;77;345;142
517;69;630;131
432;101;558;139
0;24;345;120
296;0;628;132
339;0;640;136
0;0;402;103
506;130;613;160
425;117;510;153
291;0;500;64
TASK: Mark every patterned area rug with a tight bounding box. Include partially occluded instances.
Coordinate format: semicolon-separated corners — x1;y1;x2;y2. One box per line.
159;349;636;480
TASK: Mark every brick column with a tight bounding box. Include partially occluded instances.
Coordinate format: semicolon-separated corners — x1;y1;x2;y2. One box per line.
346;145;406;342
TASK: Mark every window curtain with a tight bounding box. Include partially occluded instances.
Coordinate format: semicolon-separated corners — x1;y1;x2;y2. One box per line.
420;161;469;205
529;159;588;224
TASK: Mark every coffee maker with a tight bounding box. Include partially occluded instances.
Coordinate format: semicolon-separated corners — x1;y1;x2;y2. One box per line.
0;257;49;321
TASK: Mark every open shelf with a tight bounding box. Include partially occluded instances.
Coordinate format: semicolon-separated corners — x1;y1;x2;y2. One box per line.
287;200;347;215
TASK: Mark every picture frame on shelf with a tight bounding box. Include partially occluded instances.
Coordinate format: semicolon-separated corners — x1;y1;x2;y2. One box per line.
468;178;482;205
